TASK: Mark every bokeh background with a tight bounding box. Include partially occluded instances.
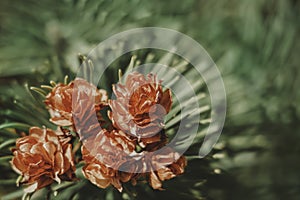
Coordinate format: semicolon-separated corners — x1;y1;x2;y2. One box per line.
0;0;299;199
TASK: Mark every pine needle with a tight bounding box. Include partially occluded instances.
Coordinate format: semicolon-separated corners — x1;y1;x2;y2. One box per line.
30;87;47;96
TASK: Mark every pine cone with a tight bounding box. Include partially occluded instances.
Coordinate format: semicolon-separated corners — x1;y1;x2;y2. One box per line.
10;127;76;193
119;147;187;190
81;129;136;192
109;72;172;142
147;148;187;190
45;78;108;128
55;126;73;145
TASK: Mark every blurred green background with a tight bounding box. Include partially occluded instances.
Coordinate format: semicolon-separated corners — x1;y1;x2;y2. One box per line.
0;0;299;199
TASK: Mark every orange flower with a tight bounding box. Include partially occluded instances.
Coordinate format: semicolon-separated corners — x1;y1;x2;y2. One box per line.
109;72;172;143
45;78;108;128
10;127;76;193
81;129;136;192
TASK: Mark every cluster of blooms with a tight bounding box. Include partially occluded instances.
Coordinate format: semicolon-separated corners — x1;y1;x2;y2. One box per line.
11;71;186;193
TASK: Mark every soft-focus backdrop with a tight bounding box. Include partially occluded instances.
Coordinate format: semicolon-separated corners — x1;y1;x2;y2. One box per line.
0;0;299;199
